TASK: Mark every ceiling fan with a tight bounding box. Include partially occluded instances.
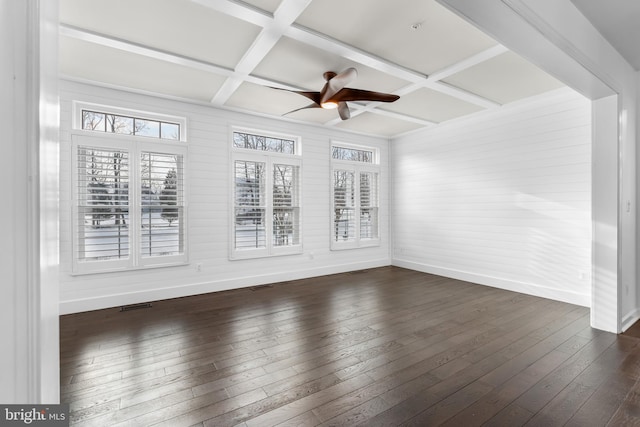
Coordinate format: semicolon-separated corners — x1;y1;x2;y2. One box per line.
274;67;400;120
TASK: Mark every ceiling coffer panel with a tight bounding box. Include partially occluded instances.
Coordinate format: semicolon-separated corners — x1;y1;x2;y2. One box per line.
381;88;484;124
336;112;426;137
443;52;565;105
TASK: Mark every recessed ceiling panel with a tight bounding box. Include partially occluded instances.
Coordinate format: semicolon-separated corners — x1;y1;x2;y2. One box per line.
287;107;341;124
442;52;566;104
381;88;484;123
60;37;225;102
253;37;410;93
295;0;498;75
336;112;424;137
60;0;261;69
241;0;282;14
226;81;335;122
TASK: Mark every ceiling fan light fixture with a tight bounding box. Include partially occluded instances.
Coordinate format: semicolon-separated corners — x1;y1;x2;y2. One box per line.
275;67;399;120
321;101;338;109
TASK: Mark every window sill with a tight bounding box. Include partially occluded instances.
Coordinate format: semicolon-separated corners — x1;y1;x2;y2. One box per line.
70;260;189;276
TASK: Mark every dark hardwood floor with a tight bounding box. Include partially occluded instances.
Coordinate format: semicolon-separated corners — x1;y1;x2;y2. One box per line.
60;267;640;426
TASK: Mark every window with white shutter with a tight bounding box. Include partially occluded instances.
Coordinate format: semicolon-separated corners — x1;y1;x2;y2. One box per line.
72;107;187;274
75;146;130;266
231;129;301;259
140;151;185;262
331;143;380;250
234;159;267;250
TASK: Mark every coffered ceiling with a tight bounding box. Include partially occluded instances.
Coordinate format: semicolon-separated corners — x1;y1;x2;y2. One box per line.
59;0;566;137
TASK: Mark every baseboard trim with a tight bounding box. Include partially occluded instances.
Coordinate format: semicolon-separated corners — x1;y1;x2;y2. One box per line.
621;308;640;333
59;258;391;314
392;259;591;308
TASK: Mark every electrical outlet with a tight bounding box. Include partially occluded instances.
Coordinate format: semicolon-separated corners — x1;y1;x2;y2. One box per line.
196;263;202;272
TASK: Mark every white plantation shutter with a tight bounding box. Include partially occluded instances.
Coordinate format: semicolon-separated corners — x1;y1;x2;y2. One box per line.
72;134;188;273
234;160;266;250
75;146;130;265
333;170;355;242
360;172;378;240
272;164;300;247
140;152;185;258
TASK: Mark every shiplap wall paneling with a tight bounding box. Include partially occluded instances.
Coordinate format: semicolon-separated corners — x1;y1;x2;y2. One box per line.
392;88;591;306
59;80;390;314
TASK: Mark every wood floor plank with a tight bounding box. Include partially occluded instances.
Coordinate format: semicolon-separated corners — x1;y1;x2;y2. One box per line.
59;267;640;426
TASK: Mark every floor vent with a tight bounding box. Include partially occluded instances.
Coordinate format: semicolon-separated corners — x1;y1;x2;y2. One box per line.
120;302;153;312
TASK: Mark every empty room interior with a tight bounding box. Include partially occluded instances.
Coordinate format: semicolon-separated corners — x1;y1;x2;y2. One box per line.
5;0;640;425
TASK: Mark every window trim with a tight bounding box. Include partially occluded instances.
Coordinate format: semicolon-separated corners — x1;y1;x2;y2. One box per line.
330;142;380;250
231;126;301;155
331;142;378;164
71;133;188;274
230;127;302;260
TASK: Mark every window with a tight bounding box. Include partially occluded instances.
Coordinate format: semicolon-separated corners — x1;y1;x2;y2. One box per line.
72;133;187;274
331;143;379;249
81;110;181;140
231;130;301;259
74;101;186;142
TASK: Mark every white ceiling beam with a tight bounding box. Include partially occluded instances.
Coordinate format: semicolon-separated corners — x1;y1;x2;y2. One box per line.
59;24;236;77
210;0;313;105
60;24;326;94
287;24;429;82
370;108;438;126
427;44;508;81
190;0;273;27
325;102;437;127
430;81;501;108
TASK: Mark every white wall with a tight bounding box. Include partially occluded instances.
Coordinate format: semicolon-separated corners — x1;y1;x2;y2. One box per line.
440;0;638;334
59;80;391;314
392;88;592;306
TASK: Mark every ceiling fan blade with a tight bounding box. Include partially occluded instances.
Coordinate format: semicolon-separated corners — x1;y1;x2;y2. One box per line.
270;87;321;105
321;67;358;104
282;103;321;116
337;102;351;120
332;88;400;103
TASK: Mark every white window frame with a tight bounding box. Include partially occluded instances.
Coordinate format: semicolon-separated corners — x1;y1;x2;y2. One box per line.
230;127;302;260
331;142;380;250
71;113;188;274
